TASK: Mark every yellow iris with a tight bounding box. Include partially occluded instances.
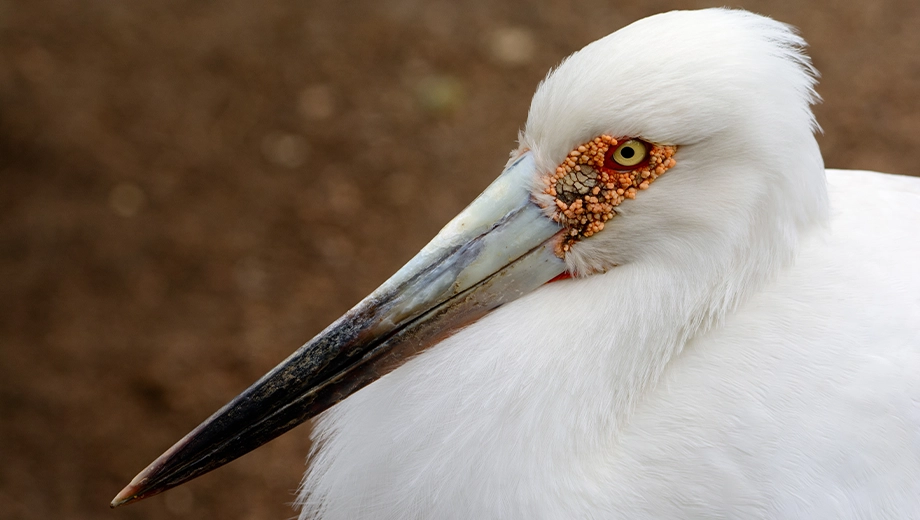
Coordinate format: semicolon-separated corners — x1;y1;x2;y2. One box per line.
612;140;647;167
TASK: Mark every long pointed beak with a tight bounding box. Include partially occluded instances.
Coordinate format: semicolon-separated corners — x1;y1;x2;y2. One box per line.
111;151;566;507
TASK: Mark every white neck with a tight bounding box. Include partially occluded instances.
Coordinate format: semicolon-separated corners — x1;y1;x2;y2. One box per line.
297;168;823;520
298;9;831;519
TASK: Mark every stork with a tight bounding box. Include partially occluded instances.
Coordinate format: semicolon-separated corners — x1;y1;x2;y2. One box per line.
112;8;920;519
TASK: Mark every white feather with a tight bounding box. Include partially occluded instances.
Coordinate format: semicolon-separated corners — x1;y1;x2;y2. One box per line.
297;9;920;519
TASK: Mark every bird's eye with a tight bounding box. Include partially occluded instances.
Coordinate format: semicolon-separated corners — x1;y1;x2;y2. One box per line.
606;140;648;169
544;135;676;255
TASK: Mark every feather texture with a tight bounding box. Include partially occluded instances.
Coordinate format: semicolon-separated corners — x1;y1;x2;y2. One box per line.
297;9;920;519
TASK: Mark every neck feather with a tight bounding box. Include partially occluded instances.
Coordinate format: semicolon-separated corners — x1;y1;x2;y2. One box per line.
298;212;810;520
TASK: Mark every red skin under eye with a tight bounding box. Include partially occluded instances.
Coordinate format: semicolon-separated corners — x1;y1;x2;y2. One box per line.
603;140;652;171
546;272;573;284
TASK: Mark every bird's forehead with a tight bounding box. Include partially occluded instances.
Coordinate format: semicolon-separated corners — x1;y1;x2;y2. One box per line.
522;54;690;172
520;9;803;174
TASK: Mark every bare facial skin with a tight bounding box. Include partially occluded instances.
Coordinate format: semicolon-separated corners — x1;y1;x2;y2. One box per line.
544;135;677;255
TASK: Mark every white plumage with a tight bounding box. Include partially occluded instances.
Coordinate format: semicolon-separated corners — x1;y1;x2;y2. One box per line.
296;9;920;520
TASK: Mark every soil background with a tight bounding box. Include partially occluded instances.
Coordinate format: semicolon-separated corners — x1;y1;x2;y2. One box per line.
2;1;919;519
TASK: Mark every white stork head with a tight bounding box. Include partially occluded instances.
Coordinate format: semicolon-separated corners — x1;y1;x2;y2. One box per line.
523;8;825;277
112;8;827;514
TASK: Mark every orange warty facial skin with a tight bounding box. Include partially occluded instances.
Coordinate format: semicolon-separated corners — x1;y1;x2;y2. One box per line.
545;135;677;256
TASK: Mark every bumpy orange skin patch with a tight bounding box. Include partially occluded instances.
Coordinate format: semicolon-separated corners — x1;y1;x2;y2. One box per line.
544;135;677;256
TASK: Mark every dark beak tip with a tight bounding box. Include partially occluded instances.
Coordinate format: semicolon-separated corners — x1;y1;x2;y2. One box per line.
111;479;147;508
111;467;162;508
110;486;140;508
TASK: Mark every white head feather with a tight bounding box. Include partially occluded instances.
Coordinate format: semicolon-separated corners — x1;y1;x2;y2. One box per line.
524;8;825;277
298;9;828;520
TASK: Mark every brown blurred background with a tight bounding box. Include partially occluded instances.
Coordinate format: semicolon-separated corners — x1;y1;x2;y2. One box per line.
1;0;918;519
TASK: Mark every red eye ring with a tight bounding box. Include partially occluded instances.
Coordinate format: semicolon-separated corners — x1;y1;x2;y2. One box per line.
603;139;652;171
